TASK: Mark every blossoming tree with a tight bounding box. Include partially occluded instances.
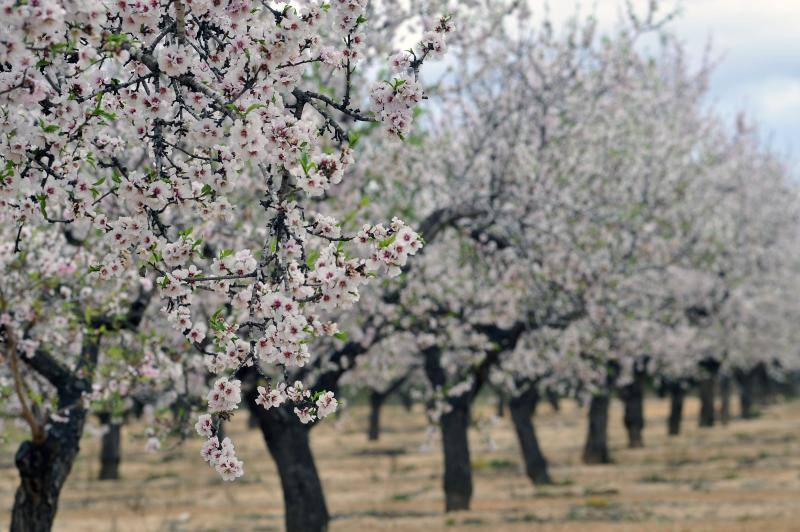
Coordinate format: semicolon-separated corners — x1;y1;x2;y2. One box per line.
0;0;457;530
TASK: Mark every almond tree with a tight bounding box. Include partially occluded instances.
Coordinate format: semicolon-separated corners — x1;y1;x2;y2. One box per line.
0;1;455;530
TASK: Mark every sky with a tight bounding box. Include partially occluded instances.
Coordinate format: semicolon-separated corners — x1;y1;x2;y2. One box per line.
533;0;799;170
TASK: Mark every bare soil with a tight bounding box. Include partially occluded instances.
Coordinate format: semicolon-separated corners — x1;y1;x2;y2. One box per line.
1;396;799;531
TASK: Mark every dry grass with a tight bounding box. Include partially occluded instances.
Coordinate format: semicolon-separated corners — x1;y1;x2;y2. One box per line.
2;396;800;531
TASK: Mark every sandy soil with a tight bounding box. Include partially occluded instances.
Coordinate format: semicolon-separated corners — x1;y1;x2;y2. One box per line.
1;396;799;531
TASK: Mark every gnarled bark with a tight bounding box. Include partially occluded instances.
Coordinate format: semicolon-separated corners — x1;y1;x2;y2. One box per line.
583;394;611;464
11;402;86;532
509;386;551;485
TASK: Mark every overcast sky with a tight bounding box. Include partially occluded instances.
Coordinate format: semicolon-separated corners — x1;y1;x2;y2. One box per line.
535;0;799;169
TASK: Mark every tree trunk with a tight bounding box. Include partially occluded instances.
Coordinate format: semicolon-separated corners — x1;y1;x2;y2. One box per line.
98;415;121;480
620;375;645;448
737;368;757;419
583;394;611;464
754;363;775;406
11;406;86;532
367;391;385;441
247;408;259;428
440;400;473;511
399;388;413;412
245;389;328;532
668;384;684;436
720;375;732;425
698;375;716;427
496;391;505;418
509;387;551;485
546;389;560;412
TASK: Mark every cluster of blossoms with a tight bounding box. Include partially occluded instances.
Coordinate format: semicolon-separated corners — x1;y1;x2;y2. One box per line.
200;436;244;481
359;219;423;277
206;378;243;413
369;15;453;137
0;0;448;480
255;381;338;424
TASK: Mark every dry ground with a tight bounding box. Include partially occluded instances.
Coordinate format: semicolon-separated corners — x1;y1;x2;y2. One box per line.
2;396;800;531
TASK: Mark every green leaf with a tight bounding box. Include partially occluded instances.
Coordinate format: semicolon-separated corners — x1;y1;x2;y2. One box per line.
378;234;396;249
305;248;321;269
244;103;266;115
36;194;47;218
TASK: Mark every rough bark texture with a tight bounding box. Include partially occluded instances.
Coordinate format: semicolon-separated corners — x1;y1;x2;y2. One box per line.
368;391;385;441
98;415;121;480
11;336;103;532
668;384;685;436
11;403;86;532
619;374;645;448
11;296;147;531
245;387;329;532
509;386;551;485
583;394;611;464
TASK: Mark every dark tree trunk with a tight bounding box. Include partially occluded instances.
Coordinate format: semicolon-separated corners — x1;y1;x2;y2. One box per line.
496;391;505;418
583;394;611;464
247;408;259;428
698;374;716;427
399;388;413;412
367;390;385;441
98;414;121;480
619;374;645;448
546;389;560;412
367;377;409;441
736;368;758;419
11;407;87;532
753;363;775;406
440;400;473;511
668;384;685;436
720;375;732;425
245;387;328;532
509;387;551;485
